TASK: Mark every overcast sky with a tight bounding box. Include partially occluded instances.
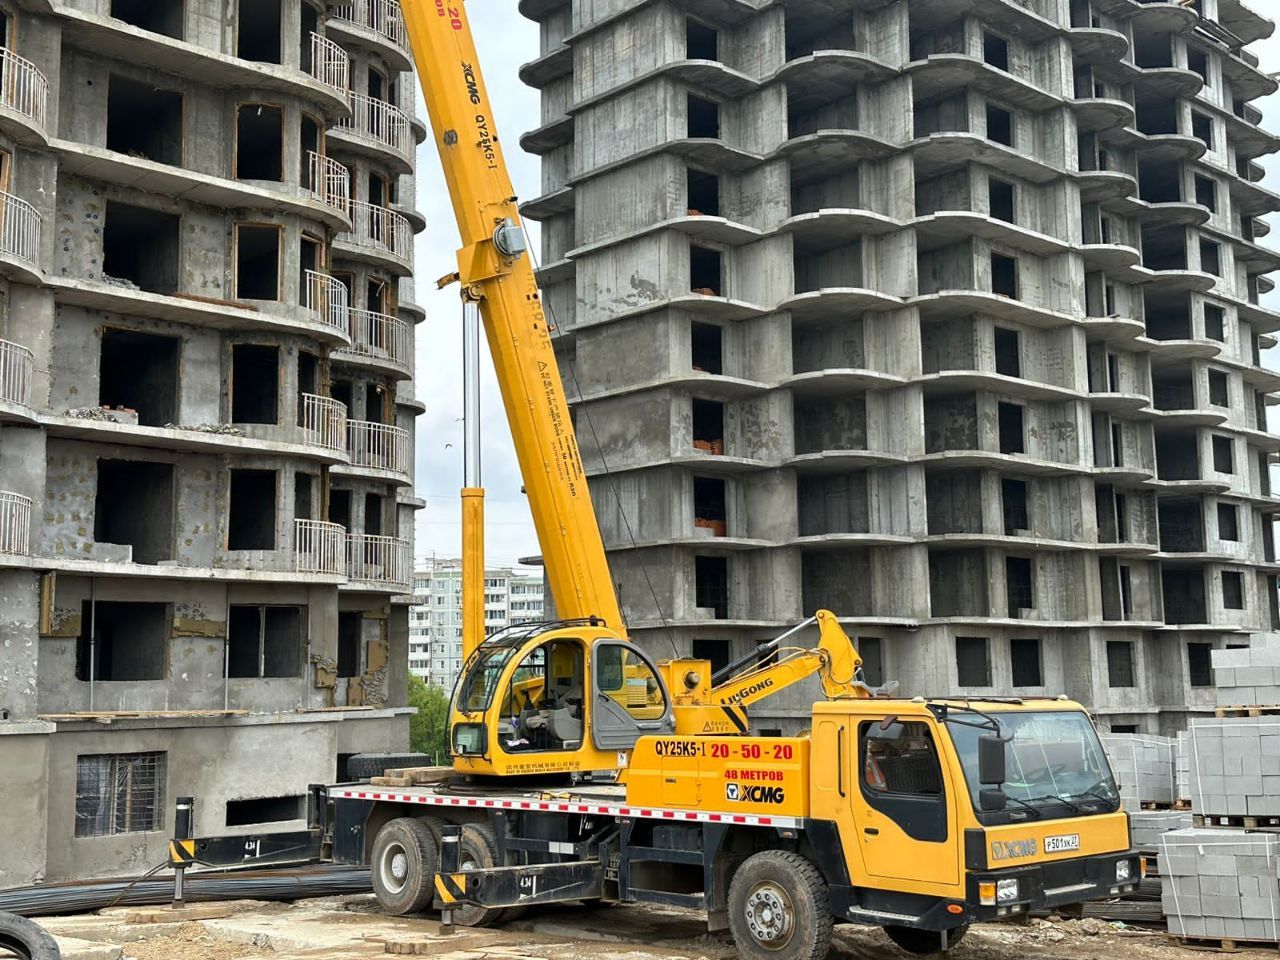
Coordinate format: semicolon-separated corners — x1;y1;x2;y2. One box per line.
410;17;1280;573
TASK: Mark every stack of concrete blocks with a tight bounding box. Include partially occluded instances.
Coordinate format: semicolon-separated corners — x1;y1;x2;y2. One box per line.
1176;732;1191;803
1211;635;1280;707
1160;829;1280;943
1184;719;1280;818
1102;734;1188;851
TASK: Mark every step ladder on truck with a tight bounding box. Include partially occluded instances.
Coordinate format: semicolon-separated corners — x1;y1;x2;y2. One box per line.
171;1;1146;957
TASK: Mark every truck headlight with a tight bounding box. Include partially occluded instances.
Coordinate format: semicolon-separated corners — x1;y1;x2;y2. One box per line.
997;879;1019;903
1115;860;1132;883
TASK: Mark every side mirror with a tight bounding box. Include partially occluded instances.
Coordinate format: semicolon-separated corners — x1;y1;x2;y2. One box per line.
978;733;1007;785
979;787;1008;812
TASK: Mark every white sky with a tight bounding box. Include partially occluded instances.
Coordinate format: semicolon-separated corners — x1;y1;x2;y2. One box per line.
410;14;1280;572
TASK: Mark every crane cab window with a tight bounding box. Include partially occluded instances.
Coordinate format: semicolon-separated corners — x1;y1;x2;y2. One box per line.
596;645;666;721
498;640;585;753
862;721;944;796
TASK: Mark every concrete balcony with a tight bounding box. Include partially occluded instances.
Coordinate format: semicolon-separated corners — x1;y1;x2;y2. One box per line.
301;393;348;453
307;150;351;215
0;189;41;281
336;199;413;270
303;269;351;338
294;519;346;576
345;533;412;591
0;491;31;556
332;93;414;171
332;308;411;376
0;47;48;145
308;32;350;97
331;0;412;70
343;420;411;482
0;338;34;419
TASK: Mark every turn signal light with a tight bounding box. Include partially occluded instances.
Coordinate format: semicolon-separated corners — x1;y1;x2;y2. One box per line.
946;904;964;915
1140;857;1148;879
979;882;997;906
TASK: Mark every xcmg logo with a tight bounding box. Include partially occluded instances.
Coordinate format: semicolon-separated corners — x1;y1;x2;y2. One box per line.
990;838;1038;861
726;782;786;804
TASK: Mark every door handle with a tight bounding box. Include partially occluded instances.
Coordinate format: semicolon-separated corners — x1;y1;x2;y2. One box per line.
864;828;879;836
837;727;845;798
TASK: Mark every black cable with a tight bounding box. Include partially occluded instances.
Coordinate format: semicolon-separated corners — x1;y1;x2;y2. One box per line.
517;219;679;659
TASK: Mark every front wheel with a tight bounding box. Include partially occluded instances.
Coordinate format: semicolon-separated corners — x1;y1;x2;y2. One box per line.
883;924;969;955
727;850;833;960
371;817;439;915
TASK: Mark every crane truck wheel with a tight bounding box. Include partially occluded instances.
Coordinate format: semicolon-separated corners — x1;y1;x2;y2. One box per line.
450;823;508;928
0;912;61;960
882;923;970;955
727;850;833;960
371;817;440;915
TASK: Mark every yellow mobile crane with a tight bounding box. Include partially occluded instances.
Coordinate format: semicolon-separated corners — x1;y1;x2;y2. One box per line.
325;4;1146;959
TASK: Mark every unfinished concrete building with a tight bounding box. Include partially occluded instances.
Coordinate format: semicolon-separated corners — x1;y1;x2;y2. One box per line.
520;0;1280;735
0;0;424;886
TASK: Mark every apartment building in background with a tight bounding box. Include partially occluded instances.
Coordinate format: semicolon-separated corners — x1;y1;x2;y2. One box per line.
409;560;546;689
0;0;425;887
519;0;1280;735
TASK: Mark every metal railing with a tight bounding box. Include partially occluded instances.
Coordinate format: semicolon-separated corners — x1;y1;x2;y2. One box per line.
346;534;412;589
307;150;350;213
300;393;347;452
0;338;33;408
341;199;412;262
294;519;345;575
0;191;40;267
348;420;411;476
0;48;48;131
0;491;31;555
303;269;351;336
331;0;409;51
309;33;349;95
337;93;413;160
333;309;411;369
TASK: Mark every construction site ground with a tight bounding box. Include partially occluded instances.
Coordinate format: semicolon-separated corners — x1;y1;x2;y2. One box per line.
22;896;1280;960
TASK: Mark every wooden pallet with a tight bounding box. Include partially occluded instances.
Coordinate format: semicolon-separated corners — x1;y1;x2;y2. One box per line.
38;710;249;722
1141;801;1180;810
1179;936;1280;953
1194;814;1280;831
1216;706;1280;718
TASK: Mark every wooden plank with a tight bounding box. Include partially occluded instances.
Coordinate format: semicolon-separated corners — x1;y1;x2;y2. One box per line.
383;766;452;785
370;775;413;787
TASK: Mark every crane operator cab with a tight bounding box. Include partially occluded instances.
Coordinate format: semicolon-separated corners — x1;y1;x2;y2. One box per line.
450;619;675;779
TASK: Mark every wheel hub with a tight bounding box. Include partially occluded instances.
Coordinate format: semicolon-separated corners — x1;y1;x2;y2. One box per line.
380;842;410;895
745;882;794;948
391;852;408;881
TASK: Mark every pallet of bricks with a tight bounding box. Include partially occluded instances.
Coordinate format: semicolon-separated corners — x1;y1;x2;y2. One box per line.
1100;733;1189;853
1160;633;1280;951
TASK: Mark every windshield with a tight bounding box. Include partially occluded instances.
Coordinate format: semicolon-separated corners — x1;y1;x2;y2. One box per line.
947;709;1119;815
454;644;520;714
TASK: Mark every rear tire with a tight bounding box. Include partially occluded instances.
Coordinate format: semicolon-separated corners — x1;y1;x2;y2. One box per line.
883;924;969;955
727;850;832;960
371;817;439;915
445;822;506;927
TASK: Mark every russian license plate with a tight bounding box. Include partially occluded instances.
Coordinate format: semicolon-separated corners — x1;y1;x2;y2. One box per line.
1044;834;1081;853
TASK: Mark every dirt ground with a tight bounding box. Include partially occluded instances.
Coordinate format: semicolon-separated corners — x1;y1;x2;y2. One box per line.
28;896;1280;960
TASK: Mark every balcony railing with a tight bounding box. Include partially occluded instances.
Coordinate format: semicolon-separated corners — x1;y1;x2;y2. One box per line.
309;33;350;95
346;534;412;589
342;199;412;262
0;489;30;557
295;519;345;575
307;150;350;214
0;338;33;408
0;191;40;267
0;48;48;132
337;93;413;160
333;309;411;369
303;269;351;335
332;0;409;52
301;393;347;452
348;420;411;476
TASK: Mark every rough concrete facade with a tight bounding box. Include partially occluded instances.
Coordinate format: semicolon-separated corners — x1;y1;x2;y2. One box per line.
520;0;1280;734
0;0;424;886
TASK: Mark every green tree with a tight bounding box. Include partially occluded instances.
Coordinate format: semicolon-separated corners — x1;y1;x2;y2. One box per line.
408;674;450;764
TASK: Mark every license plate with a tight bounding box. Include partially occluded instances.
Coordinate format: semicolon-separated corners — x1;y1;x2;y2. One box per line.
1044;834;1080;853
